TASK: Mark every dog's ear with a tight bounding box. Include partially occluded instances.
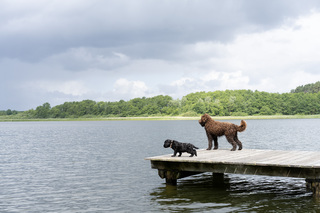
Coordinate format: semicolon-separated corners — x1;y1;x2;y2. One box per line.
202;114;208;122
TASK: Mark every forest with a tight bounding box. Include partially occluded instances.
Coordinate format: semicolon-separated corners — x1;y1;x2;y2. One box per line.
2;81;320;119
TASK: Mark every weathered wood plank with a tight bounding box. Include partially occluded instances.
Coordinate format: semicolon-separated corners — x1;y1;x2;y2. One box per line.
146;149;320;169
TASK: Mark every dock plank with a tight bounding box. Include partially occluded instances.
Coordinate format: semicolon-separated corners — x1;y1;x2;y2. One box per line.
148;149;320;168
146;149;320;177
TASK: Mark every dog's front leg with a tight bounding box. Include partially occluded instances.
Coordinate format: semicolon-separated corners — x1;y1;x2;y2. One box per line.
206;133;213;150
172;150;177;157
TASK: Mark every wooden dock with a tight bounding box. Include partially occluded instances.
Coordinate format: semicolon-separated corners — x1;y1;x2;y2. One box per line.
146;149;320;197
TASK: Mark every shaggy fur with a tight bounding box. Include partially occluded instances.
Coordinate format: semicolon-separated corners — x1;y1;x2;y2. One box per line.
199;113;247;151
163;139;199;157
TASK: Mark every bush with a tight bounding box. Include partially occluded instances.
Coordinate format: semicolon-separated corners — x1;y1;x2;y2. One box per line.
232;112;249;116
181;111;198;117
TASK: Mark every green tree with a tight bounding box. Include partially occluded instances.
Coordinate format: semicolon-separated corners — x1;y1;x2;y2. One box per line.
35;102;51;118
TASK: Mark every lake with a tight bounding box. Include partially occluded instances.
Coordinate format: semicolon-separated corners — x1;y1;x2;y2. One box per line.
0;119;320;212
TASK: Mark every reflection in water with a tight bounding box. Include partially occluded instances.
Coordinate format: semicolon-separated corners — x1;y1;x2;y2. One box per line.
150;173;234;212
150;173;320;212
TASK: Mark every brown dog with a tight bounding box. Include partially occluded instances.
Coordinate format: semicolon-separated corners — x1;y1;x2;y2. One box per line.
199;114;247;151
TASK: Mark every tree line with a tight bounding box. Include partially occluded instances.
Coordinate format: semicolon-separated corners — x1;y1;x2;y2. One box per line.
291;81;320;93
2;81;320;119
21;90;320;118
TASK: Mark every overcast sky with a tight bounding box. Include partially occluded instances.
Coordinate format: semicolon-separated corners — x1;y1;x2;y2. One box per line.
2;0;320;110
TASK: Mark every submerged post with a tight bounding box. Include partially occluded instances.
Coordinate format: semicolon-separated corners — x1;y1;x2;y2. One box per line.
306;179;320;197
212;173;225;185
158;170;179;185
158;169;203;185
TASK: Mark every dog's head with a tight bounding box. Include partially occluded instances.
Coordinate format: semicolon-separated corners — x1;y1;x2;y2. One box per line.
199;113;210;127
163;139;173;148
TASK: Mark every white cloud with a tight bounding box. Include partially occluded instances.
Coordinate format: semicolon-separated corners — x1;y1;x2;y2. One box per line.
226;13;320;72
290;71;320;89
162;70;250;98
171;77;195;87
31;80;89;96
201;71;221;82
113;78;149;99
178;10;320;93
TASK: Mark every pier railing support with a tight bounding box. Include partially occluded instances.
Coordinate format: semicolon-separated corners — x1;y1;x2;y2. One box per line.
306;179;320;197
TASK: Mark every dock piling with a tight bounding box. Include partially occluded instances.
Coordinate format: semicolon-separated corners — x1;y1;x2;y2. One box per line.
158;169;203;185
306;179;320;197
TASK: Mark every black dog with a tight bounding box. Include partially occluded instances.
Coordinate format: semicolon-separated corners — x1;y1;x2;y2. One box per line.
163;139;198;157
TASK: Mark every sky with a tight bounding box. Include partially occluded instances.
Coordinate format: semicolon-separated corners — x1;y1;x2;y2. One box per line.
2;0;320;111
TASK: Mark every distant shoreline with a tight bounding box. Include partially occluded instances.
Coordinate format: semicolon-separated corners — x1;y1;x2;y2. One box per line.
1;114;320;122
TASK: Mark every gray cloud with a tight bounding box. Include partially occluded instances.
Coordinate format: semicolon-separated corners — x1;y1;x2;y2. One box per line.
43;48;131;71
2;0;320;110
3;0;319;62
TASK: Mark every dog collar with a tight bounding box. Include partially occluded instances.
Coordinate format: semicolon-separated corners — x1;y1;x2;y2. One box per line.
170;140;173;148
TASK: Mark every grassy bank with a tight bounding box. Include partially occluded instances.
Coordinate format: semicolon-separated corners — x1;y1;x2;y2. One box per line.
1;114;320;122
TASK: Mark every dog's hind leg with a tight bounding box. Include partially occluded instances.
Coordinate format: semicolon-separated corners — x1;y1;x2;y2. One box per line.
226;135;237;151
213;135;218;150
189;149;197;157
234;133;242;150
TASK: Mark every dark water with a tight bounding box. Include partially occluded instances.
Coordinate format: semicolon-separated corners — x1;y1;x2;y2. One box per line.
0;119;320;212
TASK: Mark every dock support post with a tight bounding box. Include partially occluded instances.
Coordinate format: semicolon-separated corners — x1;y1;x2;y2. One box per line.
158;170;179;185
212;173;224;181
212;173;226;186
306;179;320;197
157;170;203;185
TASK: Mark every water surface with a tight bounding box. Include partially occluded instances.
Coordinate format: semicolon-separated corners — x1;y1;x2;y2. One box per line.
0;119;320;212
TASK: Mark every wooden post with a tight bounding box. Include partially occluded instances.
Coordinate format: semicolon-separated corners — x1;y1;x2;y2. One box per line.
157;170;203;185
212;173;224;180
306;179;320;197
212;173;226;187
158;170;180;185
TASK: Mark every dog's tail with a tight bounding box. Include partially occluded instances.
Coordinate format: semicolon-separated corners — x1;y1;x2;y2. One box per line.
237;120;247;132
